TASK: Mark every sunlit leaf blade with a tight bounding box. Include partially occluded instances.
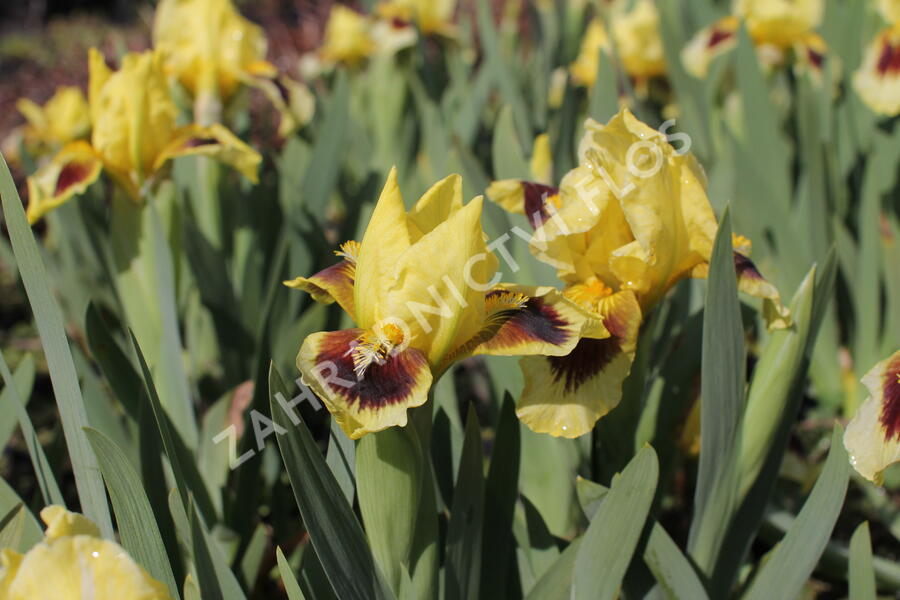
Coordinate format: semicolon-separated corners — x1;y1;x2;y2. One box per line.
742;426;850;600
573;446;659;600
643;523;709;600
84;427;179;598
0;477;41;552
277;547;307;600
0;504;25;550
848;522;876;600
269;364;393;600
0;153;112;537
0;353;34;449
0;349;64;506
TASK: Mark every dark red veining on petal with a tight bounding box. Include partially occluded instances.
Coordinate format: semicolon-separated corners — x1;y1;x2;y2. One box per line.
876;38;900;76
548;336;620;393
183;137;218;149
707;28;734;49
314;329;428;410
733;252;763;281
880;355;900;442
55;161;93;195
523;182;560;229
488;293;570;349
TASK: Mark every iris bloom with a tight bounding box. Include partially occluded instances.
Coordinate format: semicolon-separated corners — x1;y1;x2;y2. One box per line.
682;0;826;77
610;0;667;82
570;19;610;88
320;5;378;66
25;49;261;224
844;350;900;484
13;87;91;156
286;170;605;439
0;506;172;599
153;0;276;102
377;0;457;37
853;25;900;116
487;108;788;438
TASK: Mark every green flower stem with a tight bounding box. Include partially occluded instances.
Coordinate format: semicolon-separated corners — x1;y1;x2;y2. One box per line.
110;189;198;448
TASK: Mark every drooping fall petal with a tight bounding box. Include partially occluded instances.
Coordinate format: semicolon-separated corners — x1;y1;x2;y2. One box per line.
681;16;740;78
515;290;642;438
297;328;433;439
26;141;103;224
284;240;359;318
155;123;261;183
853;27;900;117
844;350;900;484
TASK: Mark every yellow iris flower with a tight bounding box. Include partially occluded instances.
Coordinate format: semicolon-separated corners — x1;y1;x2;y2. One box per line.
735;0;823;49
853;24;900;116
570;19;610;88
285;169;606;439
15;86;91;154
682;0;826;78
843;349;900;484
153;0;277;101
610;0;667;81
25;49;261;224
0;506;172;599
377;0;457;36
320;5;378;66
487;108;788;438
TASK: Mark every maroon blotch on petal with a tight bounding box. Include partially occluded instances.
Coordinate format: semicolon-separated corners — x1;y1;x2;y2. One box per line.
55;161;93;195
733;252;763;281
183;137;219;149
880;355;900;442
707;28;734;49
315;329;427;410
488;293;570;348
523;182;560;229
548;337;620;393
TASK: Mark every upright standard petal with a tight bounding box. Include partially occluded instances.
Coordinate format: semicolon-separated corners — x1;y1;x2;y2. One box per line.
407;173;463;238
26;141;103;223
386;196;491;366
285;240;359;319
297;329;433;439
320;5;376;66
844;350;900;484
516;290;642;438
354;168;413;329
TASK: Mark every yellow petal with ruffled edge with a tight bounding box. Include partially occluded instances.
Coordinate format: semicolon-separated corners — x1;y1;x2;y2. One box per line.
40;505;101;541
155;123;261;183
354;168;413;330
297;328;433;439
843;350;900;485
26;141;103;224
610;0;666;80
320;5;376;66
516;289;642;438
154;0;271;100
386;195;491;366
735;0;823;49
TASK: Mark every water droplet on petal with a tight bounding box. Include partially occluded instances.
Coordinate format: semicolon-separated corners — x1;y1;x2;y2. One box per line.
91;551;100;558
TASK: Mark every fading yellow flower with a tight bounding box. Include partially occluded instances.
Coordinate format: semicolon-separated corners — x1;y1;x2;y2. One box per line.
610;0;667;80
0;506;172;599
153;0;276;101
843;349;900;484
15;86;91;153
378;0;457;36
321;5;378;66
735;0;823;49
488;108;788;437
853;26;900;116
25;49;261;224
252;75;317;138
286;170;605;439
681;16;741;78
570;18;609;88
